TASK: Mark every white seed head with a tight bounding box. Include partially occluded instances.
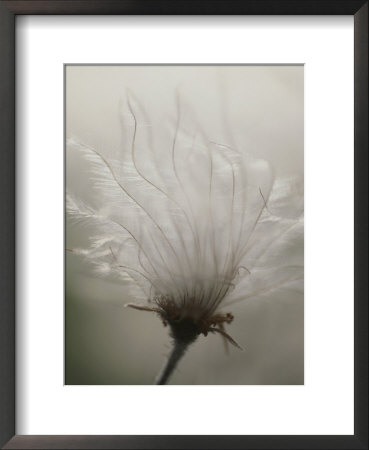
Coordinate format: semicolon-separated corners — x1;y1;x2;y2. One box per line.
67;94;303;342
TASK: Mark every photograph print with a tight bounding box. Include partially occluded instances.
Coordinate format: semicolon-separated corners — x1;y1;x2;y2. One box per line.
66;65;304;385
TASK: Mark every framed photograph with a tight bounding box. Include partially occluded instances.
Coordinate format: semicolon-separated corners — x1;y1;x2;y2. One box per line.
0;1;367;449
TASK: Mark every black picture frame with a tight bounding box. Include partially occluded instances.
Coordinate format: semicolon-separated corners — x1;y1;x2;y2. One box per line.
0;1;367;449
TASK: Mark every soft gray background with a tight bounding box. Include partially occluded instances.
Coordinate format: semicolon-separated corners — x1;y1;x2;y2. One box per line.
66;65;304;385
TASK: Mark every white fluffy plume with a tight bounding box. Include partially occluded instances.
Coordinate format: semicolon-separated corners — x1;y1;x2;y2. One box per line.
67;93;303;322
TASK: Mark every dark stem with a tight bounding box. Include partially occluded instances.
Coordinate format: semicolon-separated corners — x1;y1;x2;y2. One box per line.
155;339;189;385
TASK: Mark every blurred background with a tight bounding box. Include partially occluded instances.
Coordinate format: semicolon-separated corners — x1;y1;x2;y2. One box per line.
66;65;304;385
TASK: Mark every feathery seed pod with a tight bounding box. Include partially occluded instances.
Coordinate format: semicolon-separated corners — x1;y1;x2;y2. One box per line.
67;93;303;384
